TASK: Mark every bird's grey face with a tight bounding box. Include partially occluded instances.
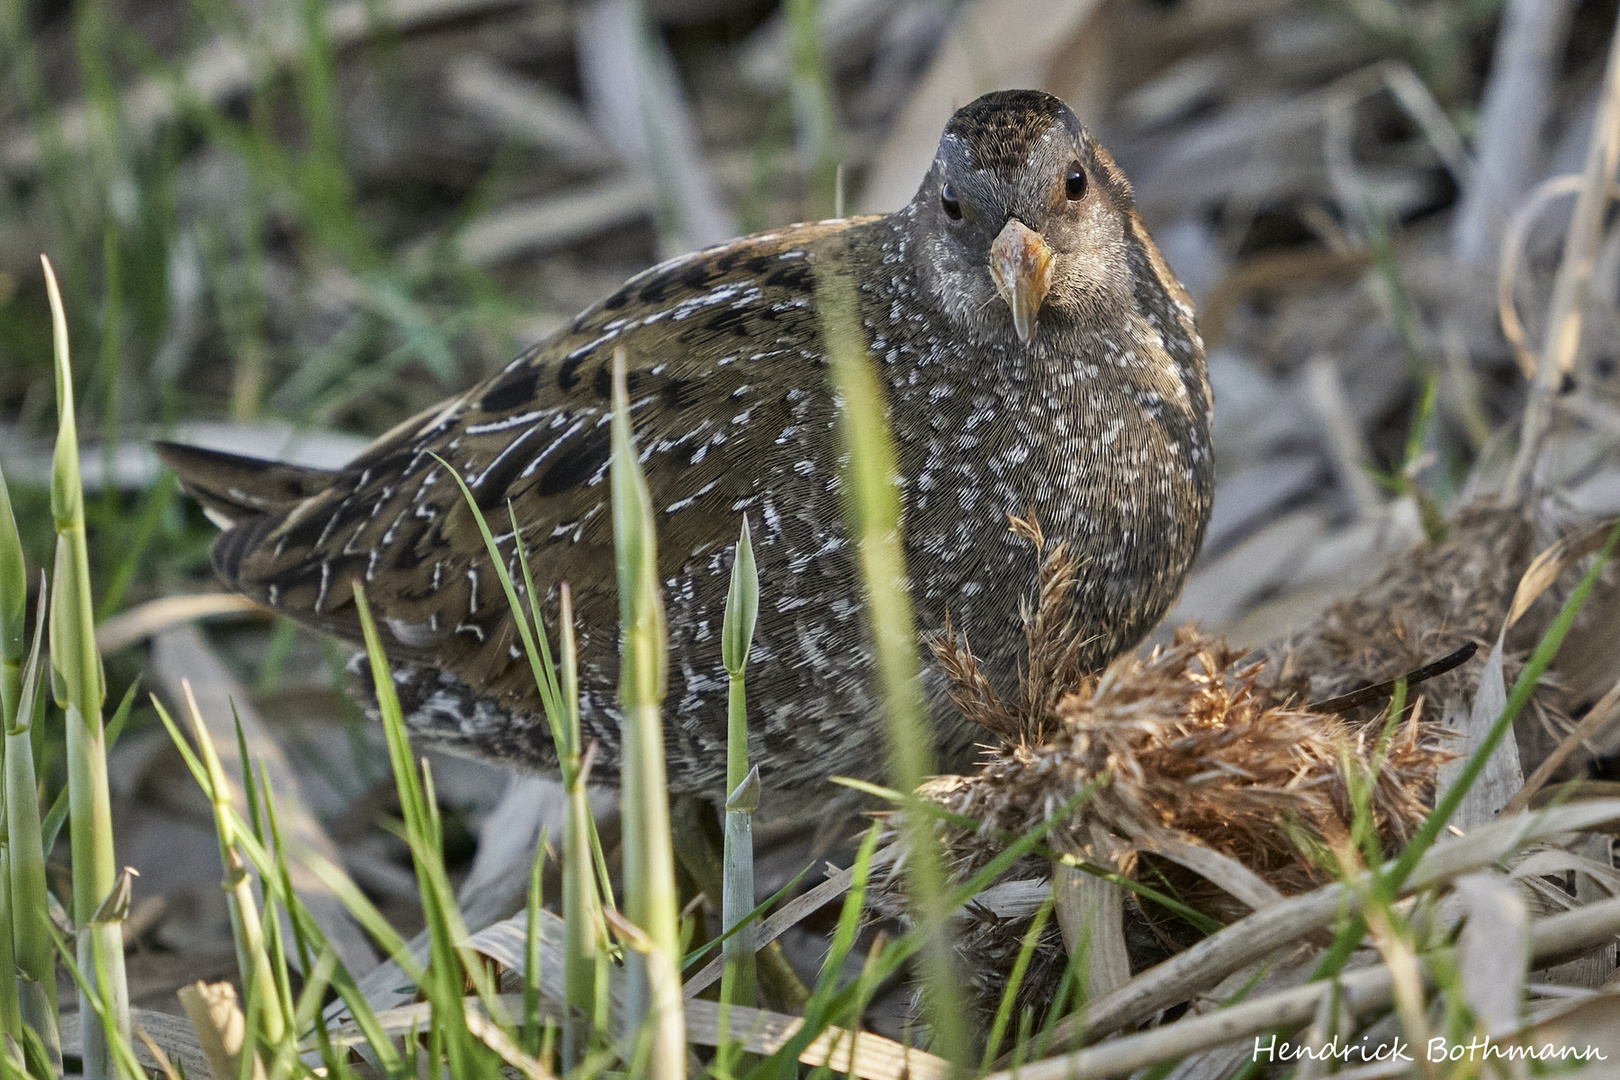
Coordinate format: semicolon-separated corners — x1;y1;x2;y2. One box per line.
911;94;1136;345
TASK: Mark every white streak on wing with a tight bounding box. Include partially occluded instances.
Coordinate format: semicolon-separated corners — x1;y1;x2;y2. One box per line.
466;410;545;435
519;416;590;479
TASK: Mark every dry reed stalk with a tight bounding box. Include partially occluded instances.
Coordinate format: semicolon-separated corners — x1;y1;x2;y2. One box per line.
1507;9;1620;498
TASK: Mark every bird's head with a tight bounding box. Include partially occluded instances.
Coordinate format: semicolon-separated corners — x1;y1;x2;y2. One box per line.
909;89;1137;346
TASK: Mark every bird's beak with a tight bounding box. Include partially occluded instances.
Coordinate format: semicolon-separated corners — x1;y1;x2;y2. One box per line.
988;219;1053;344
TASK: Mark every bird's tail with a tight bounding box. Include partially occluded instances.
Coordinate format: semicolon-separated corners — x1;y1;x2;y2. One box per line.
153;441;334;527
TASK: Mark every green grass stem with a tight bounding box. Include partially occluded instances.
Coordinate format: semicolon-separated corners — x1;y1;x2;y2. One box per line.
522;836;545;1059
0;820;23;1049
353;583;503;1080
181;685;287;1046
151;695;400;1076
980;895;1055;1073
784;0;841;217
0;464;28;1050
557;584;603;1069
0;464;23;732
720;519;759;1016
42;255;129;1080
434;463;605;1068
44;922;144;1080
4;574;59;1066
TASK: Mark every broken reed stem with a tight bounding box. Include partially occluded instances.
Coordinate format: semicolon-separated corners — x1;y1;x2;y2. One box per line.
1507;7;1620;499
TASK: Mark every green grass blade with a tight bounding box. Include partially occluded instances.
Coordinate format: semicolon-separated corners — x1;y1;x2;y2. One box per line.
430;458;567;761
608;346;684;1077
0;463;23;729
435;456;604;1067
814;240;968;1067
43;920;146;1080
791;779;1106;1058
759;823;882;1077
352;583;501;1079
1397;521;1620;880
680;862;813;972
980;894;1054;1072
1310;519;1620;986
253;765;305;1045
150;694;404;1076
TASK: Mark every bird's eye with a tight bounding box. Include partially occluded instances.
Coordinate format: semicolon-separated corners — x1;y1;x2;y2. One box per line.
1065;162;1087;200
941;183;963;220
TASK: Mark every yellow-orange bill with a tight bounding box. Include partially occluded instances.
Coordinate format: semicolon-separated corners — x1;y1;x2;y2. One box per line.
988;219;1053;343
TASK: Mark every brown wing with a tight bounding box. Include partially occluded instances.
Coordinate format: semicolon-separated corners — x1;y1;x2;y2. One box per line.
211;216;880;706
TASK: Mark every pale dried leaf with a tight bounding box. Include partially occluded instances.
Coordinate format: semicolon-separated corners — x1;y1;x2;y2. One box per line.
1507;519;1619;629
1437;635;1521;828
1455;871;1532;1035
1052;801;1620;1045
1168;510;1330;628
456;772;569;929
1512;848;1620;897
576;0;735;253
445;55;613;166
1052;854;1130;1001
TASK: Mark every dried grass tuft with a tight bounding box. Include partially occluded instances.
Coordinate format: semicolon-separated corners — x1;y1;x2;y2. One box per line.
902;514;1497;1030
932;515;1091;745
930;627;1450;899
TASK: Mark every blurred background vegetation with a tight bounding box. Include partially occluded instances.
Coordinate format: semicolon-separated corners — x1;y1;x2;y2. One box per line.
5;0;1620;1029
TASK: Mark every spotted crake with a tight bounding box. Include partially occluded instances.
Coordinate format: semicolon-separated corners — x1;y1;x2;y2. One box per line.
158;89;1214;809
